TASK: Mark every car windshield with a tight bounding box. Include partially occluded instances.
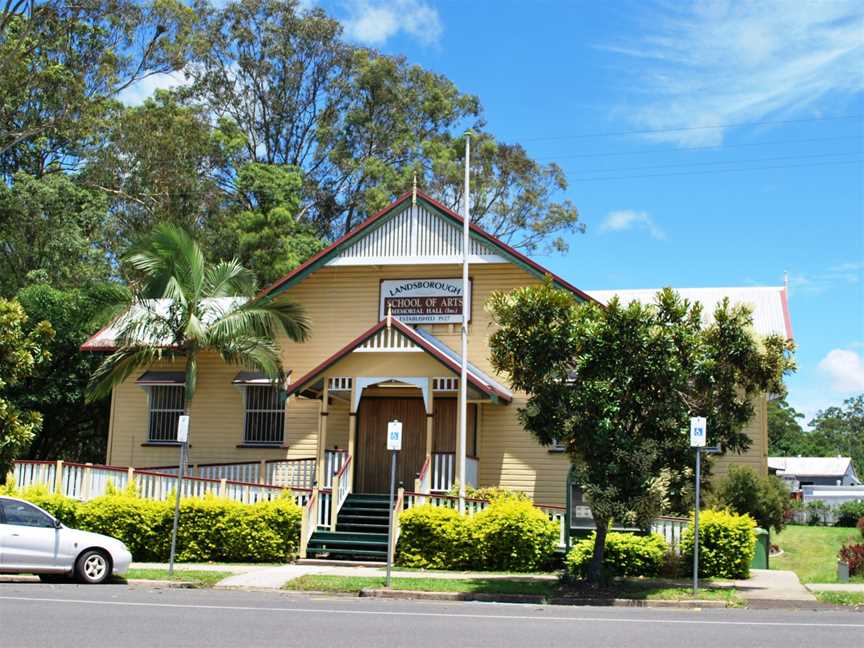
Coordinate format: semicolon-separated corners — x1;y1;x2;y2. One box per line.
1;500;55;528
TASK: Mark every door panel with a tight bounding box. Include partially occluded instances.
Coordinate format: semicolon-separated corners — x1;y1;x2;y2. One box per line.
0;500;64;571
432;399;477;456
355;398;426;494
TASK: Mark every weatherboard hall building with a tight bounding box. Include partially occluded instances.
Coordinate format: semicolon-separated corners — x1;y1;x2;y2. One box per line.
82;191;793;511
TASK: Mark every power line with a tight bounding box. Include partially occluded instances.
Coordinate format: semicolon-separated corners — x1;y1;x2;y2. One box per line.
521;114;864;142
534;134;863;161
569;158;862;182
565;150;862;175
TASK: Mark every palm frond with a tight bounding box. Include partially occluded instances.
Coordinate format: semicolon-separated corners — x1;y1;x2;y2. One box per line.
216;336;285;382
123;224;204;304
86;346;172;402
206;300;309;348
203;260;257;299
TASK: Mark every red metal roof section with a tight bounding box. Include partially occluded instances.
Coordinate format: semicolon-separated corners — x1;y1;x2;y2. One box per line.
779;286;794;341
284;317;512;403
257;189;598;304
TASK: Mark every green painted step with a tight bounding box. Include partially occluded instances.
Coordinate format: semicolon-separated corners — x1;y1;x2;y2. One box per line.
337;523;389;533
311;531;388;543
306;547;387;559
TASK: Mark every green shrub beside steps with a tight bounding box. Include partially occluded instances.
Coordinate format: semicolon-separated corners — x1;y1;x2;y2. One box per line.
680;509;756;579
2;484;301;562
397;500;559;572
565;532;668;578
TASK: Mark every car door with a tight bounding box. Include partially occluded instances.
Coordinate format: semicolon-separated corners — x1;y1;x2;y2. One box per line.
0;500;63;572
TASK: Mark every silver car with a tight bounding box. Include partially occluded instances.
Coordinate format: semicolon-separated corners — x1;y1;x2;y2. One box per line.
0;496;132;584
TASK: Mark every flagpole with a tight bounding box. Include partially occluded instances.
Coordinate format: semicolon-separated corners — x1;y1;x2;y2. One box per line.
459;132;471;514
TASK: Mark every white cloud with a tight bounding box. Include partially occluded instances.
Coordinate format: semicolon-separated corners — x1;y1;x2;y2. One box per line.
117;69;192;106
599;210;666;239
610;1;864;145
787;260;863;296
341;0;442;46
818;348;864;393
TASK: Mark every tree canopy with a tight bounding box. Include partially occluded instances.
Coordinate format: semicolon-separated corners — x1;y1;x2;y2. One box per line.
768;395;864;478
487;282;794;581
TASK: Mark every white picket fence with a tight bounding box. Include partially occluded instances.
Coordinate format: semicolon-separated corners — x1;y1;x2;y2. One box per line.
141;458;317;489
12;460;307;507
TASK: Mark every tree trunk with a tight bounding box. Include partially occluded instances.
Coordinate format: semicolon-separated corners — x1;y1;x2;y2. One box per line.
587;517;610;584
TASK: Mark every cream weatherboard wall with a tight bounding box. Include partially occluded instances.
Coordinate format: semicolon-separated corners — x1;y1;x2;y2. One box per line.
103;261;770;506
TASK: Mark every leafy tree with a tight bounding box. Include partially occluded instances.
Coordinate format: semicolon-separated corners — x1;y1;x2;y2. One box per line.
422;131;584;253
211;163;324;286
0;172;110;296
767;398;808;456
11;282;118;462
0;297;54;475
710;465;789;533
82;91;227;253
186;0;581;252
86;223;311;411
487;282;793;582
768;394;864;479
809;395;864;479
0;0;196;177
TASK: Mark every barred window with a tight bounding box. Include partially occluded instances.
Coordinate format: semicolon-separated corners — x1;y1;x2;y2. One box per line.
148;385;185;442
243;386;285;445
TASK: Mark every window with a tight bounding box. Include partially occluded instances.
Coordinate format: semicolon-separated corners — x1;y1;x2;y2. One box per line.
243;385;285;446
148;385;185;442
1;500;55;528
549;438;566;453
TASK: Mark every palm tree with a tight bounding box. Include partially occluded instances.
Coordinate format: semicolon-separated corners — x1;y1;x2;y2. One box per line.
86;223;309;405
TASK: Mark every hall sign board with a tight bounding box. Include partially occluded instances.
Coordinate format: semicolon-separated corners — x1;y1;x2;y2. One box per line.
379;278;471;324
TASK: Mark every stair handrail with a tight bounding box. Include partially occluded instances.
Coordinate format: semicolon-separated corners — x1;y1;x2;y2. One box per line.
329;455;352;530
389;486;405;563
300;487;319;559
414;455;431;504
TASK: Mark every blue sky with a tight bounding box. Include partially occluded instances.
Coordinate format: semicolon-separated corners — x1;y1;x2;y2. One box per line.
129;1;864;423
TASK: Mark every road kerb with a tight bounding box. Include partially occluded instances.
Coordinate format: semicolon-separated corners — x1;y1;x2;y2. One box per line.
359;588;729;608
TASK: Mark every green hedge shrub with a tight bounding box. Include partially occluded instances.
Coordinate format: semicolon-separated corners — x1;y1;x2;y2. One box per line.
710;466;789;533
470;499;560;572
4;486;301;562
836;501;864;527
565;532;668;578
397;500;559;572
397;505;471;569
680;509;756;579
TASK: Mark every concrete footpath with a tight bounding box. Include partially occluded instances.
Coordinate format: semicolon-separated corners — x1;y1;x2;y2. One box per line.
733;569;816;604
132;562;817;605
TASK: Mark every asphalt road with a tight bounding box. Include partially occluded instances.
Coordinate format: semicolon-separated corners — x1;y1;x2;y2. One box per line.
0;582;861;648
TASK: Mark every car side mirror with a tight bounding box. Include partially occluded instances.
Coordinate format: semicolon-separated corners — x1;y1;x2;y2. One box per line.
53;519;62;529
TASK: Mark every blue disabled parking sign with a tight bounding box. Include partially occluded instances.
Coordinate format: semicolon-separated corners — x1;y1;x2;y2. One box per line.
690;417;707;448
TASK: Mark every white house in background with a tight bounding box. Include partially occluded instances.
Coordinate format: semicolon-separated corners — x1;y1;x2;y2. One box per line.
768;456;862;489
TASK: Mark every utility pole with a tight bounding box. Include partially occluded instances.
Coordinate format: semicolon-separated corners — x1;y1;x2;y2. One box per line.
458;131;471;514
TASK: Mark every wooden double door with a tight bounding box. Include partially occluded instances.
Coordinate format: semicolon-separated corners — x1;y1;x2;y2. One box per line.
355;397;427;494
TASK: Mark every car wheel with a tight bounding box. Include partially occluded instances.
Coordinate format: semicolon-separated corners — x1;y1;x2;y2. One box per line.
75;549;111;584
38;574;69;583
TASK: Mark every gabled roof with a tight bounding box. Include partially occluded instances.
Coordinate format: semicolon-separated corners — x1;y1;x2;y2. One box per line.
768;457;855;478
586;286;793;340
81;297;246;352
258;190;596;304
284;317;513;403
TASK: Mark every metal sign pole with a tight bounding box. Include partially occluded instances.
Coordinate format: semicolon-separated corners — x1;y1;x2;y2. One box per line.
168;440;186;577
168;415;189;577
693;445;700;595
385;449;397;588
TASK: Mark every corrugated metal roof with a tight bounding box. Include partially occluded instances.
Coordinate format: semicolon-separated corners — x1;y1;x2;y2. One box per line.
586;286;792;339
81;297;247;351
768;456;852;477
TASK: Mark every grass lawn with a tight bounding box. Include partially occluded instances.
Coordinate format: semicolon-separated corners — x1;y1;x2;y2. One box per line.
814;591;864;607
771;525;863;583
123;569;233;588
284;575;556;596
283;575;741;605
